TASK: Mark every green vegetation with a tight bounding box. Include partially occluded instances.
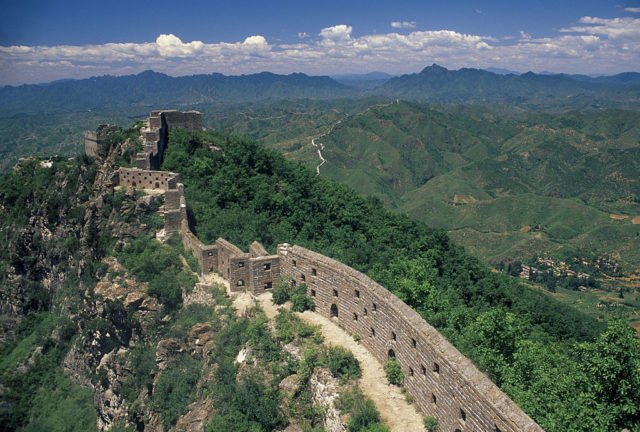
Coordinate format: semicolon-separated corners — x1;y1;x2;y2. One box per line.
423;415;439;432
115;235;197;310
337;388;389;432
271;278;315;312
384;358;403;386
151;355;201;429
162;127;640;431
0;313;95;431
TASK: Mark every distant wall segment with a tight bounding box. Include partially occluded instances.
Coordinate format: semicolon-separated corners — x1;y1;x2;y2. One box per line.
95;109;544;432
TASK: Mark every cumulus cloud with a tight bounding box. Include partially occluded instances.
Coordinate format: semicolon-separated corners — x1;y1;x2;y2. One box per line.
319;25;353;43
391;21;416;29
155;34;204;57
1;14;639;85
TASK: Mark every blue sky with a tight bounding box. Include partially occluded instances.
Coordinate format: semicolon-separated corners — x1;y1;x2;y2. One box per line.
1;0;639;85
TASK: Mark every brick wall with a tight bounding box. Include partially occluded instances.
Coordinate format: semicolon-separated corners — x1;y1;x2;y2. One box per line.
277;244;544;432
84;131;99;157
118;168;180;190
215;238;244;286
249;255;280;295
161;110;203;131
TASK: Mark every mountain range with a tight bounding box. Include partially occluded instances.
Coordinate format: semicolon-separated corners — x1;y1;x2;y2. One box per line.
2;65;640;118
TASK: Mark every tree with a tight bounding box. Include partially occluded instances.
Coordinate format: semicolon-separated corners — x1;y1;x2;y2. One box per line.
577;320;640;431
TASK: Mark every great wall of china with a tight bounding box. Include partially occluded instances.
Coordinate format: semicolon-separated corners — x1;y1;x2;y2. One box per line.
87;110;544;432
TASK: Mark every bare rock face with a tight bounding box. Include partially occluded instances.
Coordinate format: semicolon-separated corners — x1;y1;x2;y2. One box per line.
189;323;215;355
310;369;345;432
183;283;216;307
155;338;185;371
93;348;132;430
174;399;215;432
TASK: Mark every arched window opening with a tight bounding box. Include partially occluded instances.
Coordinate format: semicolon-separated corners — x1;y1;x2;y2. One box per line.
330;304;339;318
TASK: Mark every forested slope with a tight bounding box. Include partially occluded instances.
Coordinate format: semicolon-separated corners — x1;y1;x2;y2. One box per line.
163;128;640;432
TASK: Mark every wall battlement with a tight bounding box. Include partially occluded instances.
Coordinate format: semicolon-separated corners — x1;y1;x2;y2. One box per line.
102;109;544;432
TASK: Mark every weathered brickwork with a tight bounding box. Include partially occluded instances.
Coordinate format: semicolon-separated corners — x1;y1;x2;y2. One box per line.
84;124;117;157
118;168;180;191
250;241;269;257
277;244;544;432
97;108;545;432
138;109;202;170
164;209;184;232
248;255;280;295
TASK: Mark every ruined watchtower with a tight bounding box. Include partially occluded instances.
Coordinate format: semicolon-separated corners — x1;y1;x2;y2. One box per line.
136;110;203;170
84;124;117;157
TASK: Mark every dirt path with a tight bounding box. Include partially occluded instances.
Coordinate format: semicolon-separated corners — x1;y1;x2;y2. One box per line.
256;292;425;432
311;138;327;175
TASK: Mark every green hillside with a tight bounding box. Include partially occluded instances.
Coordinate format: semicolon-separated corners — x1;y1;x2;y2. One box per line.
160;127;640;431
308;102;640;275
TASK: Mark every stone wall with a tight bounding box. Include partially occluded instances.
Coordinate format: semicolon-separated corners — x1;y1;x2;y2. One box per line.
249;241;269;257
118;168;180;191
101;109;545;432
84;124;117;157
161;110;203;131
138;110;202;170
215;238;247;290
277;244;544;432
249;255;280;295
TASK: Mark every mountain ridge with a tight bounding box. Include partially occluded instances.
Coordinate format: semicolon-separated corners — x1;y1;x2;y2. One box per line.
3;64;640;118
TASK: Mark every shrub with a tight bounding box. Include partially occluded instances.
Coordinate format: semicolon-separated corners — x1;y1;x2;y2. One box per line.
272;283;289;305
291;284;315;312
384;358;403;386
424;415;439;432
148;271;182;311
348;398;381;432
327;346;361;383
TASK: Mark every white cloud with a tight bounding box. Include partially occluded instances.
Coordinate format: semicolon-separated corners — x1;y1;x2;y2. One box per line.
391;21;416;29
560;16;640;40
624;7;640;13
319;25;353;43
1;15;639;85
